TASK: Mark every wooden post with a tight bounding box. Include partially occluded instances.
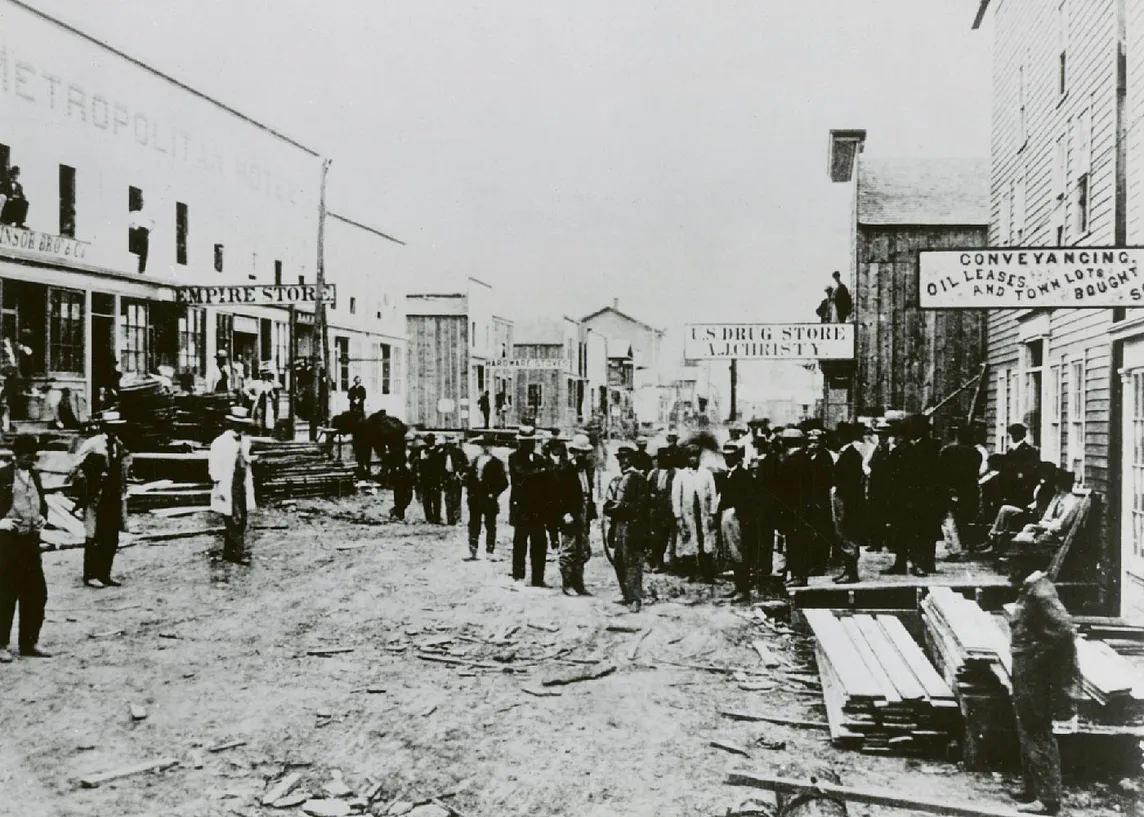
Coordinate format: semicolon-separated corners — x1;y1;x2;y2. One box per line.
728;359;738;422
288;305;297;429
310;157;331;442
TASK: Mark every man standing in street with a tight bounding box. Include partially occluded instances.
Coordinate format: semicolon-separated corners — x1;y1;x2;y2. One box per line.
72;411;132;589
554;434;596;595
509;426;550;586
478;390;491;428
672;444;718;583
887;414;944;577
0;434;50;662
417;433;444;524
832;421;866;584
940;423;985;559
209;407;256;566
630;438;654;473
720;442;756;604
465;435;508;559
604;444;648;612
390;432;417;521
660;431;682;468
440;435;469;526
646;449;677;573
1008;551;1079;815
348;376;367;419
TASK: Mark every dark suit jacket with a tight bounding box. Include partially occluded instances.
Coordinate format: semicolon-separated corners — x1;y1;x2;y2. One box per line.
833;445;866;507
508;449;548;520
550;460;596;524
0;465;48;520
718;465;755;522
466;453;508;508
1005;441;1041;504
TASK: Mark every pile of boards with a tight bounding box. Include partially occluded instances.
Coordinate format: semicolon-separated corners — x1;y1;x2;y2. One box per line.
117;383;234;452
920;587;1012;697
127;479;212;513
804;609;960;756
252;440;356;502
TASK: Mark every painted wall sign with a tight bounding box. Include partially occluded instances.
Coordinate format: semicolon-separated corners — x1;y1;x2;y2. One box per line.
684;323;854;360
486;358;570;371
0;224;90;262
919;248;1144;308
176;283;336;307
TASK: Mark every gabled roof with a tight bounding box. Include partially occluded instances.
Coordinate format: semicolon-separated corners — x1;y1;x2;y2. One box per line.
857;158;990;226
581;306;662;335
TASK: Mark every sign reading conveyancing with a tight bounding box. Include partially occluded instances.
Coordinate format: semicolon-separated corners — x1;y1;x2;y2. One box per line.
0;225;91;263
919;248;1144;308
176;284;336;307
684;323;854;360
486;358;570;371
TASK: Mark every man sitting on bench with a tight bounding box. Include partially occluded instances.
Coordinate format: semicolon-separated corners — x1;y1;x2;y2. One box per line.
985;461;1060;552
1011;469;1081;550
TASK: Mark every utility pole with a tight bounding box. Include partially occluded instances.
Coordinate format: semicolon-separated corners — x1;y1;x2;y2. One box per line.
728;359;738;423
309;157;331;442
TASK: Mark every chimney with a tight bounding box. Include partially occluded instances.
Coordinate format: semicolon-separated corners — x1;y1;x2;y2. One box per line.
613;298;619;310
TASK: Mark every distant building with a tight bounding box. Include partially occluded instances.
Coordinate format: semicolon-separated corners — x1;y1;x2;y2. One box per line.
580;300;665;424
829;130;990;435
405;278;500;430
509;316;584;430
607;339;636;437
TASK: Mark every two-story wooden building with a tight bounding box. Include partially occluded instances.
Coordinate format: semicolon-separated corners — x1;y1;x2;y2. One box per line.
973;0;1143;622
507;316;583;431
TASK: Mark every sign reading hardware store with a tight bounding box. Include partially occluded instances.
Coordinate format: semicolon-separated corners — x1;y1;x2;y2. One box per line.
684;323;854;360
919;248;1144;308
175;283;336;307
487;358;571;371
0;225;91;262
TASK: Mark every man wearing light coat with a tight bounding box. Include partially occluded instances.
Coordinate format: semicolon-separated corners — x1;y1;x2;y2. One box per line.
209;407;257;565
672;444;719;582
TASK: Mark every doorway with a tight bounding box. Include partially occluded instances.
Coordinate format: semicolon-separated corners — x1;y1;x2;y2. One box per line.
1120;338;1144;624
92;293;116;411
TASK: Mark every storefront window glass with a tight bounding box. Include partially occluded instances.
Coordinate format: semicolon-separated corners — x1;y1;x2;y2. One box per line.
178;307;207;376
121;300;149;374
49;288;84;373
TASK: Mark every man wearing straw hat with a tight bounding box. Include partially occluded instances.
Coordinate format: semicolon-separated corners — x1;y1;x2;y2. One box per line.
71;410;132;588
209;406;256;565
0;434;51;661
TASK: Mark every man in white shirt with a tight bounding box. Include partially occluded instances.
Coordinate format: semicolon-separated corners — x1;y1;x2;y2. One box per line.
672;444;719;583
209;407;256;565
1012;470;1081;548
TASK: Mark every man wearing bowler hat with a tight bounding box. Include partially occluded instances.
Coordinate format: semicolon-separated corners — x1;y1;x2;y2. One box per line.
0;434;51;661
72;410;132;588
209;406;257;565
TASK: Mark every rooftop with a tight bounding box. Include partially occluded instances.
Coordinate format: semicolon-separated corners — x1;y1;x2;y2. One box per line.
856;157;990;226
581;304;663;335
513;317;571;346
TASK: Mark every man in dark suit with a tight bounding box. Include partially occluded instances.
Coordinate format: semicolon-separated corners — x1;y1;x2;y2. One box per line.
508;426;550;586
831;271;853;323
894;414;944;577
553;434;596;595
720;443;757;604
940;423;984;558
417;433;444;524
1004;423;1042;506
832;421;867;584
465;436;508;559
440;435;469;526
0;434;51;662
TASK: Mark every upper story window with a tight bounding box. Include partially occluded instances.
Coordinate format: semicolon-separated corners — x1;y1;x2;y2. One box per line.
214;243;224;272
59;165;76;238
127;187;152;274
176;202;188;265
1058;0;1069;98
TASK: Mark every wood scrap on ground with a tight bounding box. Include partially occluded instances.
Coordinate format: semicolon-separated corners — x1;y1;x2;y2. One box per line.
541;663;616;687
78;757;179;788
627;628;652;661
751;640;782;668
710;739;751;757
307;647;355;657
719;710;829;730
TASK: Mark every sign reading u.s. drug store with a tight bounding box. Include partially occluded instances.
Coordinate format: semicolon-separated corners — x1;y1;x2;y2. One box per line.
919;248;1144;308
684;323;854;360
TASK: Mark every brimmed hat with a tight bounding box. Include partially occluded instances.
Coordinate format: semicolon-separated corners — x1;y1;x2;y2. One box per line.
516;425;537;441
11;433;38;456
874;419;892;432
423;432;437;444
636;438;650;447
569;433;593;452
225;406;254;426
98;410;128;426
807;428;824;440
781;428;805;441
883;409;907;424
404;430;418;442
722;442;743;456
616;443;637;457
665;431;680;441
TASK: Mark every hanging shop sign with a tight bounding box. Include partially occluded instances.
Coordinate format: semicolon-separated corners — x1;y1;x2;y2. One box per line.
684;323;854;360
176;283;336;307
0;225;91;263
919;248;1144;308
486;358;571;371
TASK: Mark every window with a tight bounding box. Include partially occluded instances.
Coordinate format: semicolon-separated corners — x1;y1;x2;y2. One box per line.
58;165;76;237
216;313;233;359
393;346;402;394
48;288;84;373
567;378;576;409
128;186;143;213
274;322;288;387
128;186;149;273
1058;0;1069;97
1022;339;1043;448
274;260;282;286
1054;136;1066;203
214;243;224;272
336;336;349;391
1068;356;1086;483
120;300;149;374
528;383;543;411
380;343;392;395
1073;110;1091;236
472;321;476;347
350;297;357;315
177;307;206;376
1048;361;1062;463
175;202;188;265
299;274;306;285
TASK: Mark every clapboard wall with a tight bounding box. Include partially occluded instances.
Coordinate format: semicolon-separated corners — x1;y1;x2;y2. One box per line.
855;224;989;430
405;314;470;430
511;342;577;430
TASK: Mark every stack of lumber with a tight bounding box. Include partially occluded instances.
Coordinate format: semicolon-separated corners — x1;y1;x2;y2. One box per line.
127;479;212;512
116;380;177;452
168;393;233;445
804;609;959;756
252;440;356;502
920;587;1012;696
1074;639;1139;706
42;493;87;547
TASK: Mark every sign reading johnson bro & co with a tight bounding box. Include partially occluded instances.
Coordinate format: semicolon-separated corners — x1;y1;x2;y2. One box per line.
684;323;854;360
176;283;336;307
0;225;91;263
919;248;1144;308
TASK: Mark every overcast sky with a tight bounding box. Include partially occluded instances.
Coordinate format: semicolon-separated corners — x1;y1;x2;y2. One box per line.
27;0;993;399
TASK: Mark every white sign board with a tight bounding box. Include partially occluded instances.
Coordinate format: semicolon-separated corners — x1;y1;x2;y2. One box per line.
0;225;92;263
684;323;854;360
487;358;570;371
919;248;1144;308
176;284;337;307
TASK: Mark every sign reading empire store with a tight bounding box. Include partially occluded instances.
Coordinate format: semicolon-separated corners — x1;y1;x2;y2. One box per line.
920;248;1144;308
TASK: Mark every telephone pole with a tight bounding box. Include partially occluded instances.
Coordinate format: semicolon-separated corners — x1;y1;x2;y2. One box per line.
728;359;738;423
309;157;331;442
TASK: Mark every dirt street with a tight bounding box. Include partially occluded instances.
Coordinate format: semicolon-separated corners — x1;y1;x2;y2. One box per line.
0;491;1137;817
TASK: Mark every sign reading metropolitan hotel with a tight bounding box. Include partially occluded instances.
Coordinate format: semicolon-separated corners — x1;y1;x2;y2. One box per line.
684;323;854;360
176;283;336;307
919;248;1144;308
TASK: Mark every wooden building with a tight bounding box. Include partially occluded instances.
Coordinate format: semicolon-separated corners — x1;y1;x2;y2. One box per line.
581;301;666;424
829;132;990;433
508;316;583;431
405;278;501;430
973;0;1141;622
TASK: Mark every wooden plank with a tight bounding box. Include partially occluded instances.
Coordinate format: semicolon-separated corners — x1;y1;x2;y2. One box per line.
719;710;829;730
541;663;616;687
876;615;954;701
710;739;751;758
852;615;926;701
751;640;782;669
839;615;901;704
79;757;179;788
802;609;883;700
726;772;1026;817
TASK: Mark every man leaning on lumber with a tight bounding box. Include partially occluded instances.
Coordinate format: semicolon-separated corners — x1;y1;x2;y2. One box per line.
1007;550;1081;816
